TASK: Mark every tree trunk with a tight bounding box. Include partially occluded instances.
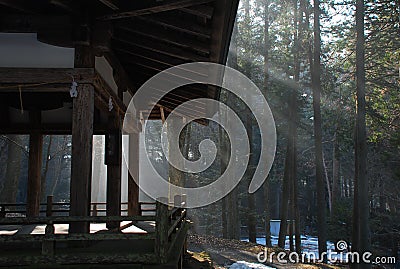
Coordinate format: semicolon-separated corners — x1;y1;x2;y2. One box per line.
292;0;302;254
352;131;359;269
264;178;271;247
263;0;272;248
247;116;257;243
332;132;340;211
226;18;241;241
354;0;370;265
221;196;228;238
312;0;327;257
278;145;290;248
220;121;228;238
1;135;22;203
323;153;332;214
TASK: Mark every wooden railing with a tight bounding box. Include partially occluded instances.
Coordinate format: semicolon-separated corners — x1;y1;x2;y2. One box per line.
0;198;157;217
155;195;188;264
0;195;188;267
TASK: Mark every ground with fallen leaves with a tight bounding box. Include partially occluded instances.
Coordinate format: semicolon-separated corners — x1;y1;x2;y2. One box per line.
186;233;346;269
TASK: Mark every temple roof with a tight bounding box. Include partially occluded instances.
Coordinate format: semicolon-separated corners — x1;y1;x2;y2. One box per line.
0;0;239;122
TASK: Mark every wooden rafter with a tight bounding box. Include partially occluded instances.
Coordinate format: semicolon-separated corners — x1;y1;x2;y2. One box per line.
115;49;209;79
49;0;74;12
180;5;214;19
126;67;209;97
160;106;165;124
113;35;209;62
114;46;187;68
98;0;214;20
135;14;211;39
116;23;210;55
154;104;204;123
150;95;206;114
98;0;119;10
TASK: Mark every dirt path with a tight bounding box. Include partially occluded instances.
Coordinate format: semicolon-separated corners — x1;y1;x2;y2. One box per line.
187;233;343;269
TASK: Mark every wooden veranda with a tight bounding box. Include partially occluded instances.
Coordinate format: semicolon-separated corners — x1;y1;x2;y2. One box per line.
0;0;238;267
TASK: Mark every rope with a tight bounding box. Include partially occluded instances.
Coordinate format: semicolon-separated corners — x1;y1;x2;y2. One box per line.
2;74;124;114
18;85;23;114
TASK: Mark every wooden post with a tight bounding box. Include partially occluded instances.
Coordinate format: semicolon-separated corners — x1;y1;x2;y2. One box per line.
128;132;140;216
27;110;43;217
174;195;182;208
155;197;169;264
92;204;98;217
69;41;95;233
106;115;122;230
0;205;5;218
42;221;55;256
46;195;53;217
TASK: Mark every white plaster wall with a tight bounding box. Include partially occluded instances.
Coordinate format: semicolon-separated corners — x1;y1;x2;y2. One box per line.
94;56;118;94
0;33;74;68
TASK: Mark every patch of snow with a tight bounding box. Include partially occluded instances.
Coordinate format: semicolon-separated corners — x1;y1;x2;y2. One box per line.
229;261;276;269
243;236;341;261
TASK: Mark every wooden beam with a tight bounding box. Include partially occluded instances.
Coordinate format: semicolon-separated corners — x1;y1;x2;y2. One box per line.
26;110;42;217
106;115;122;229
94;70;127;114
69;44;95;234
116;23;210;55
180;5;214;19
207;0;239;115
0;0;42;14
0;14;72;33
0;68;95;84
209;0;239;64
98;0;214;20
104;51;137;94
160;106;166;124
0;123;110;135
135;13;211;39
128;132;140;216
0;14;73;47
92;21;113;55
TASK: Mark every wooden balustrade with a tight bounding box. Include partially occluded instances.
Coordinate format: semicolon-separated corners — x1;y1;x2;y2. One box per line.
0;195;189;266
0;200;153;216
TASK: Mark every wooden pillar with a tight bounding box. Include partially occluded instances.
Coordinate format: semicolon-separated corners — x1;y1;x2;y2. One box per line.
27;116;43;217
69;43;95;233
46;195;53;217
128;132;140;216
167;116;185;203
106;115;122;229
155;197;169;263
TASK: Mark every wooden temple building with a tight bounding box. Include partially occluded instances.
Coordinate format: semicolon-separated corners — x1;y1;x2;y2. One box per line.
0;0;239;268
